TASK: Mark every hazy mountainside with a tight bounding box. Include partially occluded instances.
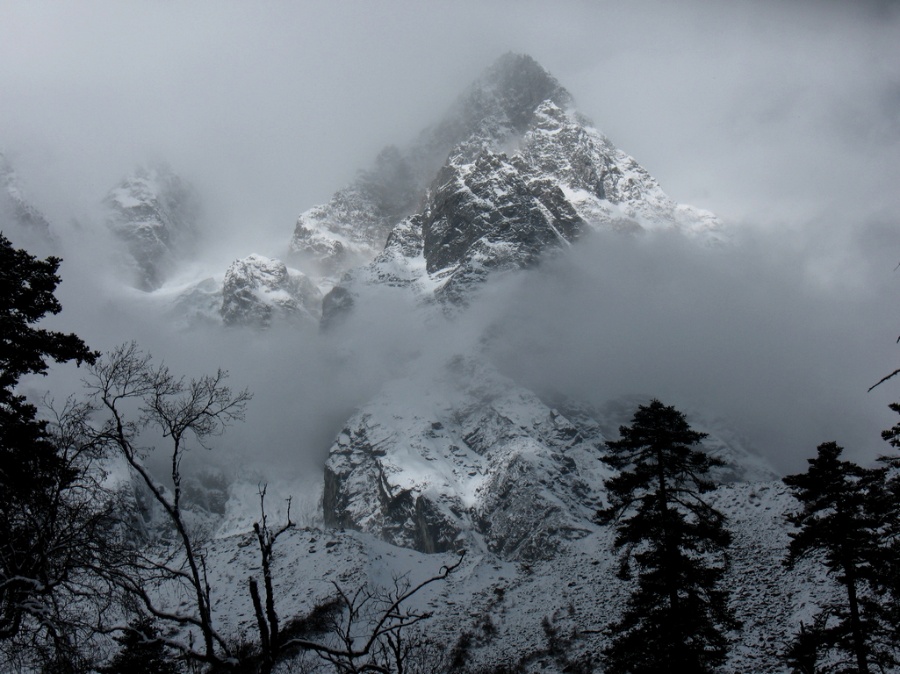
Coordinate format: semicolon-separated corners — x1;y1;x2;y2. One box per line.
220;254;322;328
316;56;721;323
0;152;54;251
84;54;721;332
322;358;777;564
103;163;201;291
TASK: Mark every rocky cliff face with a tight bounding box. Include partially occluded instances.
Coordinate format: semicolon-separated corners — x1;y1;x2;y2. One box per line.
317;61;721;325
220;254;322;329
321;355;774;561
289;54;573;285
289;146;419;278
0;153;54;248
104;164;200;291
322;357;609;561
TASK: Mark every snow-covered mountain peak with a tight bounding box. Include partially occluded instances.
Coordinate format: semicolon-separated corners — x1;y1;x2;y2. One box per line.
288;54;575;285
322;97;723;318
428;52;572;152
220;253;322;329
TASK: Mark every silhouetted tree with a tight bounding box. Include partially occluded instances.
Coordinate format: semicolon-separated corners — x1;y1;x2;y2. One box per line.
783;441;898;674
280;552;465;674
98;617;181;674
247;484;294;674
0;232;107;668
597;399;737;674
83;342;251;668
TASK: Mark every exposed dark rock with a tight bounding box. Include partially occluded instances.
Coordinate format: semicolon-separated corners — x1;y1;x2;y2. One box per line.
320;285;355;331
320;360;613;561
288;54;573;283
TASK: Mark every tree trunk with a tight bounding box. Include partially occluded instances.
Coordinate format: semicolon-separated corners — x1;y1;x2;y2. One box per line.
843;560;870;674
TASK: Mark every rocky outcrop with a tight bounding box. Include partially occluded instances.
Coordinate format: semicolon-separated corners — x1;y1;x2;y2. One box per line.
318;66;722;321
290;146;419;277
288;53;572;284
322;359;778;562
322;358;613;561
220;254;322;328
0;153;53;247
104;164;199;291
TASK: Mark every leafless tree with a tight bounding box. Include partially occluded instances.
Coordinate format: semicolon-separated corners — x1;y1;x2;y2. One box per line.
240;482;462;674
0;396;123;672
249;483;294;674
84;342;251;668
72;343;461;674
280;552;465;674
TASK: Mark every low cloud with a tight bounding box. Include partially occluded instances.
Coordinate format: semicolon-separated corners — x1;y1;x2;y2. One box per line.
478;223;900;473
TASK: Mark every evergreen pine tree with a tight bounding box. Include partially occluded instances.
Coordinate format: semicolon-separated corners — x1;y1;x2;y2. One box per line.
783;441;898;674
597;399;737;674
98;618;181;674
878;408;900;624
0;233;97;641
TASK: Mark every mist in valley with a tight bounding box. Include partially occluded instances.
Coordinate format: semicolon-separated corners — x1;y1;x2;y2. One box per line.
2;0;900;491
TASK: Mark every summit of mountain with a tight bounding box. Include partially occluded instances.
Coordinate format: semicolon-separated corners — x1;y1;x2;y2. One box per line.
287;53;575;282
307;55;721;324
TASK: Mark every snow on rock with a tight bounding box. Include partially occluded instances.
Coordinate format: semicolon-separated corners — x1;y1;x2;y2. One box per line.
323;356;614;561
289;53;571;288
104;164;200;291
0;152;54;250
318;58;724;322
220;254;322;329
289;146;419;282
100;442;822;671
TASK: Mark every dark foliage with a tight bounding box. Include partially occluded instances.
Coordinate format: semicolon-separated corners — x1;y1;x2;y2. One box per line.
783;441;899;674
0;233;104;664
98;618;181;674
597;399;737;674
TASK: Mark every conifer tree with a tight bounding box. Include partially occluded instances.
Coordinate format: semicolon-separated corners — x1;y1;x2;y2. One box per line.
98;618;181;674
597;399;736;674
0;232;99;650
783;441;898;674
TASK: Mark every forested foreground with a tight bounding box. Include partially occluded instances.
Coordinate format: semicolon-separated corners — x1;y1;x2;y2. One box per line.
3;234;900;673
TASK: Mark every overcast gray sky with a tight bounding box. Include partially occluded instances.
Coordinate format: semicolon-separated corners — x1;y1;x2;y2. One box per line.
3;1;898;234
3;0;900;474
